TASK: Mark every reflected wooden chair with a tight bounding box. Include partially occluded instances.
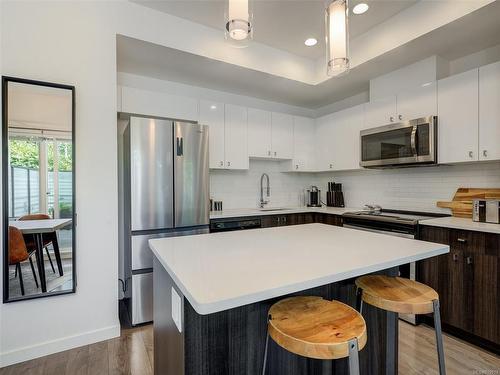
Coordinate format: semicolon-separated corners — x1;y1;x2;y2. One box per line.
355;275;446;375
9;226;39;295
19;214;63;276
262;296;367;375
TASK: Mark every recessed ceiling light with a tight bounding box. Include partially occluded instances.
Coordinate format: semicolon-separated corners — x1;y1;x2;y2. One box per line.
304;38;318;47
210;105;217;110
353;3;369;15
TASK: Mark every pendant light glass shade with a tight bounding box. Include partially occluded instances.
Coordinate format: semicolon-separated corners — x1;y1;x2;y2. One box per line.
325;0;349;76
225;0;253;47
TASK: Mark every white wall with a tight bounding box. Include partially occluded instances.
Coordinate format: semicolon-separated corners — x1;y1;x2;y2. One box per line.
449;43;500;76
0;1;122;367
317;162;500;213
118;72;315;118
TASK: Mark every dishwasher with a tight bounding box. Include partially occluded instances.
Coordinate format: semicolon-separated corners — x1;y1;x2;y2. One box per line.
210;218;262;232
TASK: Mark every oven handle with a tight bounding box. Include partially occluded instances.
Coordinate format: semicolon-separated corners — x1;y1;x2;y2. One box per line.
343;224;415;239
410;125;417;156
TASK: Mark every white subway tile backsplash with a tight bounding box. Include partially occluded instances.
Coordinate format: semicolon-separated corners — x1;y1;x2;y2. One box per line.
318;162;500;213
211;160;500;213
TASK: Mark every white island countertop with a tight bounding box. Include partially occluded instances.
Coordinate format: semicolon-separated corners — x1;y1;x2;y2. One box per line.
149;223;449;315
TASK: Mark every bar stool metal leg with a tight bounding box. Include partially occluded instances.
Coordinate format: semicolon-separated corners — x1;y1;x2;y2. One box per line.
262;317;270;375
348;338;360;375
432;299;446;375
355;287;364;314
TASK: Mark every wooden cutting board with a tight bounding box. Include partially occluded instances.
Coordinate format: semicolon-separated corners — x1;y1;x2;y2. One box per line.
437;188;500;218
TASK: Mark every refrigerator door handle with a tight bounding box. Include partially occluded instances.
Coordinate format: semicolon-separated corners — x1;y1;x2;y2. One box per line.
176;137;184;156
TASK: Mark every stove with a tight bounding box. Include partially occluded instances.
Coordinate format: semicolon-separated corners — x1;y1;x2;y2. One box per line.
342;208;446;237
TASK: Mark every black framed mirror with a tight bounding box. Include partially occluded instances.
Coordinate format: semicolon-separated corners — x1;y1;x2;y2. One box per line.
2;76;76;302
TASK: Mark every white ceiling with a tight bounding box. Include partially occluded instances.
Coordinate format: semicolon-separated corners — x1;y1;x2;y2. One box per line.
132;0;418;59
118;0;500;108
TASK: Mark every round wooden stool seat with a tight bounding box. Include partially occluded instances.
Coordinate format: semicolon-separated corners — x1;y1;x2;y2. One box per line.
355;275;439;314
268;296;367;360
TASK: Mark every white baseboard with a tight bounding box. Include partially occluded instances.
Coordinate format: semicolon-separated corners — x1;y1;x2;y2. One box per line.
0;324;120;368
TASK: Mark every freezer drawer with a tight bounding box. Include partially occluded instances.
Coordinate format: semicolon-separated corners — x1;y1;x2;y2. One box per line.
131;272;153;325
131;228;210;271
131;233;170;270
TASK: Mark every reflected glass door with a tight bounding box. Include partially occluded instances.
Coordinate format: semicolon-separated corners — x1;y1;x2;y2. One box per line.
8;136;42;219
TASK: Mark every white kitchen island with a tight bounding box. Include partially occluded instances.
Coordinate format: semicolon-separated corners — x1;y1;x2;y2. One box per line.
150;223;449;375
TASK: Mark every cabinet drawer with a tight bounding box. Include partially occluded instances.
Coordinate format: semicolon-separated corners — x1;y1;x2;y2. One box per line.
450;229;486;255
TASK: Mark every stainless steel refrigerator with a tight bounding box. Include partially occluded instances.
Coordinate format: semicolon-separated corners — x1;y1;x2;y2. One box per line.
119;116;209;325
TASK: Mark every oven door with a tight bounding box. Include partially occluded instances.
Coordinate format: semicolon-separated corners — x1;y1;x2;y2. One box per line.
360;116;437;167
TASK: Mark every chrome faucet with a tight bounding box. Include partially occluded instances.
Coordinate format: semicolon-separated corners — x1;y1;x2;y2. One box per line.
260;173;270;208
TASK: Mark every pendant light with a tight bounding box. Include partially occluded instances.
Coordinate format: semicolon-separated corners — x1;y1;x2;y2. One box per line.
225;0;253;47
325;0;349;76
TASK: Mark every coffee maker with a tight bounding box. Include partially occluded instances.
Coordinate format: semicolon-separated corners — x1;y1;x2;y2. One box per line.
306;186;322;207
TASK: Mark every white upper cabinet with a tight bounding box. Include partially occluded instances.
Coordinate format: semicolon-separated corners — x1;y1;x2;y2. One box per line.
271;112;294;159
438;69;479;164
332;105;364;171
248;108;272;158
224;104;249;170
199;100;225;169
121;86;198;122
479;61;500;161
364;96;397;128
291;116;315;171
315;112;337;171
397;82;437;121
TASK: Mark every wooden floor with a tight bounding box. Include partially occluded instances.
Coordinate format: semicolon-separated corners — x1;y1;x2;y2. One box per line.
1;322;498;374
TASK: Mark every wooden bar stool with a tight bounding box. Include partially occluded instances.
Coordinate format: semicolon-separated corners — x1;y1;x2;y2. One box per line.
355;275;446;375
262;296;367;375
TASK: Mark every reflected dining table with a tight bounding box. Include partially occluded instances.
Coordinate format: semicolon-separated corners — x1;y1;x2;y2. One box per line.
9;218;72;293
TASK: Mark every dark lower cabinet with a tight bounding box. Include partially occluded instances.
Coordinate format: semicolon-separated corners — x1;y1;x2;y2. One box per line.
315;213;343;226
260;213;336;228
418;225;499;353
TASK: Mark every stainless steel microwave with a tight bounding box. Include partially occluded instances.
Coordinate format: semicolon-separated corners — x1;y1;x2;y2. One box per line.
360;116;437;168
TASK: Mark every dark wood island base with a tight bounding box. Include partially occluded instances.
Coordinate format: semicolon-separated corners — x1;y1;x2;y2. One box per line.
154;258;399;375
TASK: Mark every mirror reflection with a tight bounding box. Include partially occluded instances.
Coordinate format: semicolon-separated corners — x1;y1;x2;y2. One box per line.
3;78;75;302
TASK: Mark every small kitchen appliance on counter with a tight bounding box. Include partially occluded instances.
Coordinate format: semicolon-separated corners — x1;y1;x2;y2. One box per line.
306;186;322;207
473;199;500;223
326;181;345;207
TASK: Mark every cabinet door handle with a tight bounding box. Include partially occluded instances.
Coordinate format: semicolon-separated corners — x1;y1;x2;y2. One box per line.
283;216;287;223
452;253;458;261
390;116;394;122
227;161;231;167
483;150;488;157
220;161;223;166
468;151;473;158
274;151;277;157
329;164;333;169
295;164;299;170
268;150;271;156
457;238;467;243
466;256;473;265
277;217;281;224
398;114;403;120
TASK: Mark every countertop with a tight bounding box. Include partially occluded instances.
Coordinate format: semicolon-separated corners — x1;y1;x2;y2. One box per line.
209;206;357;220
149;223;449;315
421;216;500;234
